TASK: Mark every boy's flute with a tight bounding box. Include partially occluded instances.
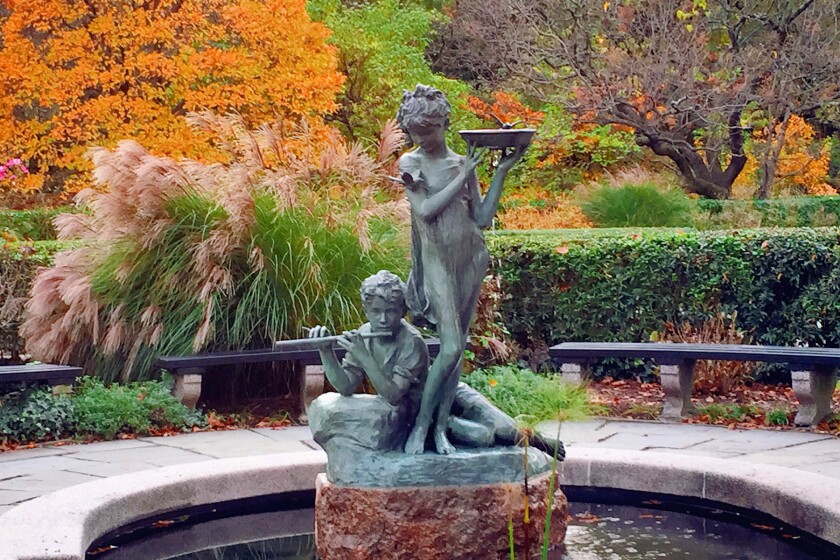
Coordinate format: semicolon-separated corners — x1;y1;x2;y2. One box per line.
274;331;388;350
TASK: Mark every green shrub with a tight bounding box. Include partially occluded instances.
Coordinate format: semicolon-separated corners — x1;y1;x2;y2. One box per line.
463;365;596;422
581;183;694;228
0;376;205;443
74;192;407;382
764;407;791;426
0;240;74;362
0;384;75;442
488;228;840;380
829;136;840;181
72;376;204;439
696;402;760;423
0;207;79;241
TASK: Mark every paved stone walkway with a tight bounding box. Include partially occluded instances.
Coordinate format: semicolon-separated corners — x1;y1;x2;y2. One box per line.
1;420;838;517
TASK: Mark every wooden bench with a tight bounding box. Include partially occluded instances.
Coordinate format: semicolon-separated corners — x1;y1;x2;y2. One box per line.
156;339;441;419
0;364;82;386
549;342;840;426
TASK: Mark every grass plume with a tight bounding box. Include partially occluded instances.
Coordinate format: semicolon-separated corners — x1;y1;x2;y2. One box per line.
23;114;408;382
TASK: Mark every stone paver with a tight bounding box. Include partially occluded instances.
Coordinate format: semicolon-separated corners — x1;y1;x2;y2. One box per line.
0;470;101;493
739;438;840;463
798;462;840;478
0;489;43;506
0;455;108;477
0;420;837;514
67;444;212;466
137;429;313;458
0;446;68;463
687;428;833;455
58;460;165;478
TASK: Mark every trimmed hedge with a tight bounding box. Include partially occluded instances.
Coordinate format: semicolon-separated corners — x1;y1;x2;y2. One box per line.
487;228;840;375
694;196;840;229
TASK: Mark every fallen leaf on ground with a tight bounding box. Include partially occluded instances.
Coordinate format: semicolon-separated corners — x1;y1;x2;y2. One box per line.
575;513;602;524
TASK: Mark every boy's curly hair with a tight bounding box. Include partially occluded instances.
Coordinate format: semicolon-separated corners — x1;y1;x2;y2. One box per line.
360;270;407;308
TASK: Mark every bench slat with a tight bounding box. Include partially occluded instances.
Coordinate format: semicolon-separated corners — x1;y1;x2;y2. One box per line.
0;364;82;383
157;348;325;368
549;342;840;365
156;339;442;370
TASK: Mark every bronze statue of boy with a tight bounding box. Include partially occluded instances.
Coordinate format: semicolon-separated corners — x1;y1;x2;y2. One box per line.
308;269;562;458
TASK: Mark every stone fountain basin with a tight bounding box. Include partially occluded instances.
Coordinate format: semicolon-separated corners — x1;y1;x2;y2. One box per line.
1;448;839;559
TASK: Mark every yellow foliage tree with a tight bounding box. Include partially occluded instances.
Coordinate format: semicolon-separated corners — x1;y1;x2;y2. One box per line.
733;115;834;198
0;0;344;195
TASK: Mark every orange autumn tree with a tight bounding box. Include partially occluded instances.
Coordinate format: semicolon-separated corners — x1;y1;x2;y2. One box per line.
466;91;545;128
0;0;344;195
733;115;835;198
464;91;619;229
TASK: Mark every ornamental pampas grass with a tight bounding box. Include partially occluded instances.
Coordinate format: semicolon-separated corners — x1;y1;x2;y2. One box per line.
23;114;409;383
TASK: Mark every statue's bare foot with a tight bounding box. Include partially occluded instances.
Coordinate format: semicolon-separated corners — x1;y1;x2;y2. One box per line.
433;428;456;455
404;426;427;454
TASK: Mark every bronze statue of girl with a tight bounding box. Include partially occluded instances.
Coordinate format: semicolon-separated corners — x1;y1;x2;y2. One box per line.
396;85;527;454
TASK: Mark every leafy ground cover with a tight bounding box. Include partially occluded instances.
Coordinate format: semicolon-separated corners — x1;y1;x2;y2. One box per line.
0;407;293;452
462;365;602;423
0;376;208;449
588;377;840;436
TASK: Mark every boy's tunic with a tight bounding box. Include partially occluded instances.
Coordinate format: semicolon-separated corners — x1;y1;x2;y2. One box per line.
309;319;429;451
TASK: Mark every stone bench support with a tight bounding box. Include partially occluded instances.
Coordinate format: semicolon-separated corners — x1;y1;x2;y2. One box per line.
559;361;591;384
791;365;838;426
299;365;326;424
171;368;204;409
659;360;697;420
170;364;325;423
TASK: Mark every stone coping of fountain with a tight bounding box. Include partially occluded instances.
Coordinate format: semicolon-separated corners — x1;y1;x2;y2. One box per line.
0;447;838;559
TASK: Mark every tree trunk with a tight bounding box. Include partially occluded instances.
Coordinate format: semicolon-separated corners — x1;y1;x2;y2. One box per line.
757;113;791;200
636;138;745;199
634;111;747;199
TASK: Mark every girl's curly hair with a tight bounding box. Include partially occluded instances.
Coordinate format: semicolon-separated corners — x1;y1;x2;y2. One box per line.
396;85;451;145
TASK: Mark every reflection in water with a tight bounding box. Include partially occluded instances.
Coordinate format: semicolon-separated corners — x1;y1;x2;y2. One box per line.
171;535;315;560
560;502;816;560
95;503;828;560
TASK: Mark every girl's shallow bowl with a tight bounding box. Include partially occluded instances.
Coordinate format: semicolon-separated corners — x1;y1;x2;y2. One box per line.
459;128;536;149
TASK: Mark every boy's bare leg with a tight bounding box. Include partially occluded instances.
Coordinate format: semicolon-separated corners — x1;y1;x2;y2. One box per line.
448;415;494;447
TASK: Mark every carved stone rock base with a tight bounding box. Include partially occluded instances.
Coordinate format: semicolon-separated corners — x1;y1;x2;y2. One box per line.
321;439;555;487
315;472;568;560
